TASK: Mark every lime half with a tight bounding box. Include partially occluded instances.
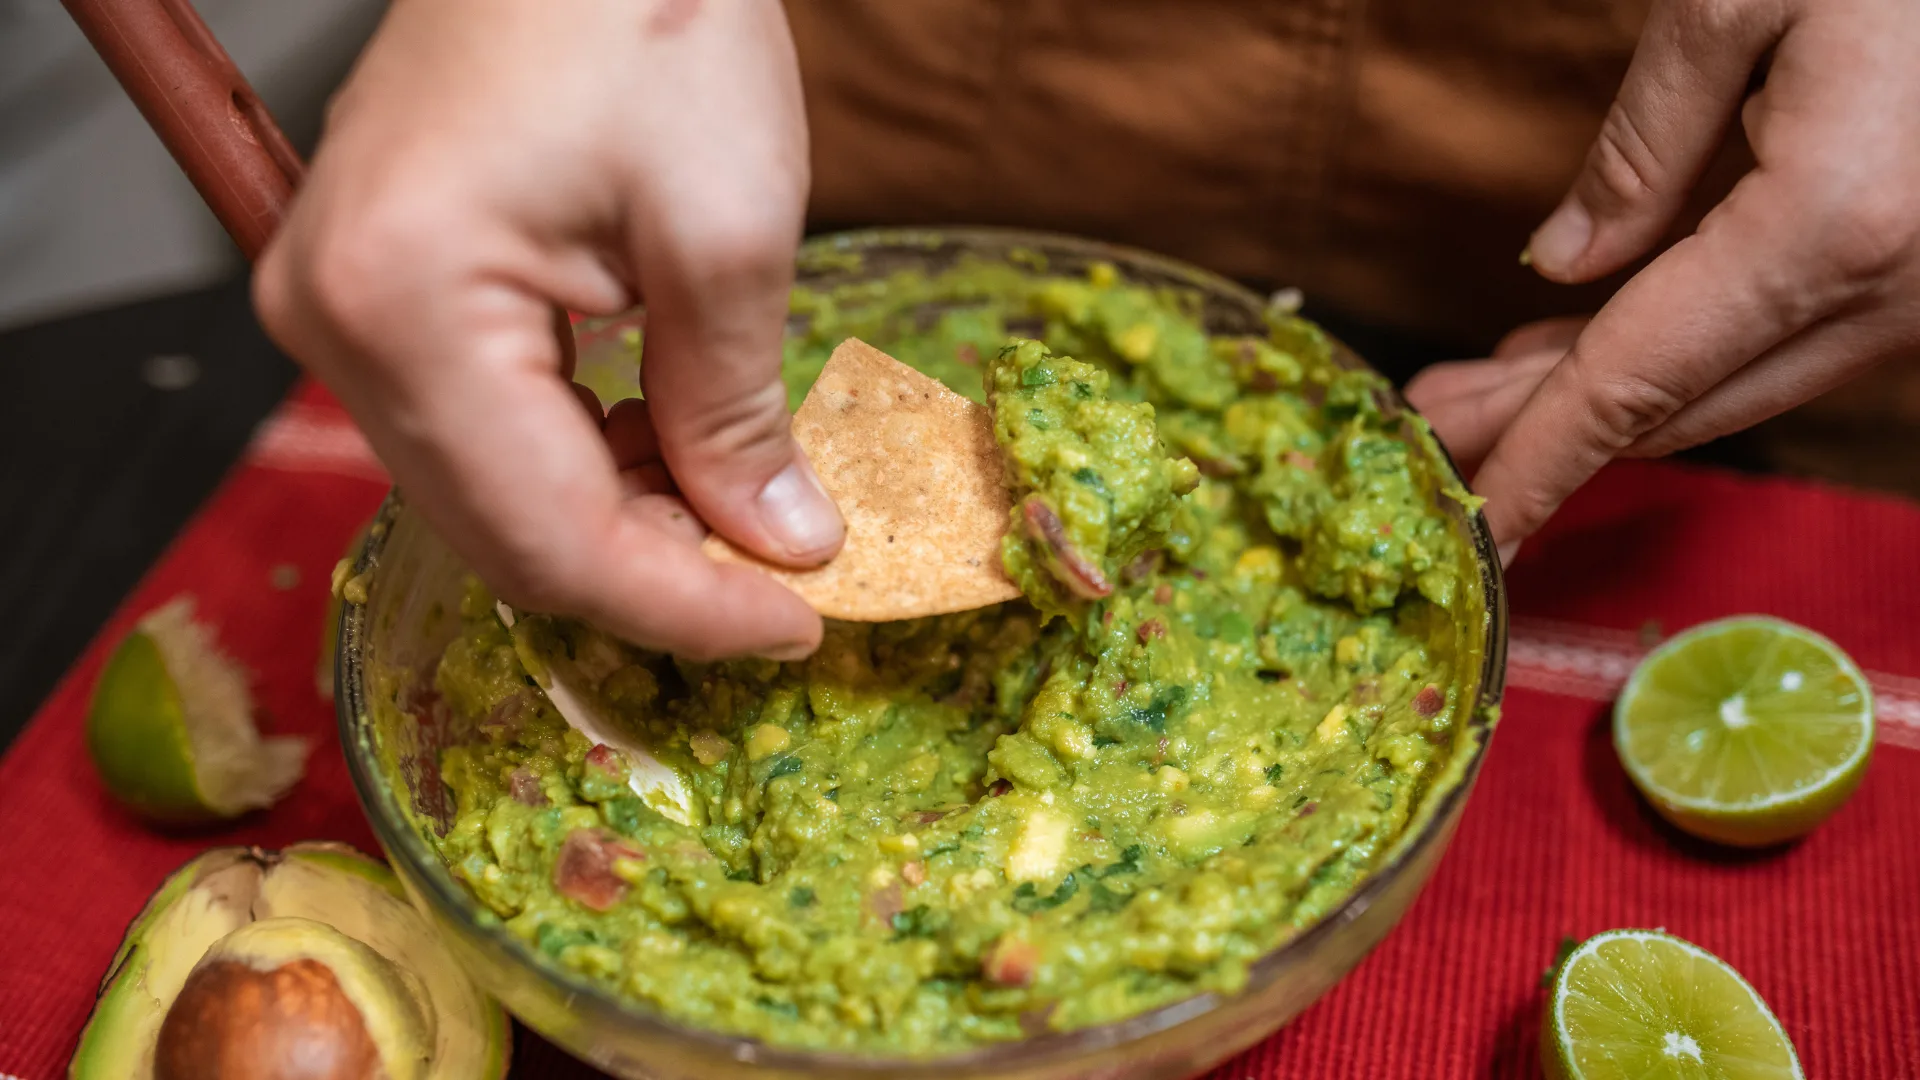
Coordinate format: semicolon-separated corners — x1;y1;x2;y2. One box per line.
1546;929;1801;1080
1614;616;1872;847
87;598;308;823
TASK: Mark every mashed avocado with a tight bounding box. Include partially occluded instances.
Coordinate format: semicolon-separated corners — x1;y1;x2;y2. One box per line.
426;257;1477;1054
988;339;1201;620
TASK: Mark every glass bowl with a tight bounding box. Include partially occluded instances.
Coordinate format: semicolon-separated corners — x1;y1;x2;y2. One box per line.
336;227;1508;1079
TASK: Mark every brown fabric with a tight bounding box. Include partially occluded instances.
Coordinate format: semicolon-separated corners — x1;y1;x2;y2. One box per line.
786;0;1751;352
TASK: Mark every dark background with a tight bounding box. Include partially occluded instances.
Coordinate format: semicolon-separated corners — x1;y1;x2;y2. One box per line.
0;280;297;745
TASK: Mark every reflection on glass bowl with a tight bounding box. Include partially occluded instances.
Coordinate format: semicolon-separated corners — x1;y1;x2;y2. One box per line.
335;227;1507;1080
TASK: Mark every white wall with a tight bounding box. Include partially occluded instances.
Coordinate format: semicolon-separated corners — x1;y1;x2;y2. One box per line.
0;0;386;331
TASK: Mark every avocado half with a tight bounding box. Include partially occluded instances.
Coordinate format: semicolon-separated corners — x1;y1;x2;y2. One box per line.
69;842;510;1080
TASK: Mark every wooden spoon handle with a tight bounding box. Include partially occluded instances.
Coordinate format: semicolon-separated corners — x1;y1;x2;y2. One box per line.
61;0;305;260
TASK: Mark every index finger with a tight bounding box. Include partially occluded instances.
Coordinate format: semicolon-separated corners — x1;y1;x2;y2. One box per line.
323;282;826;661
1480;2;1920;547
1473;174;1838;547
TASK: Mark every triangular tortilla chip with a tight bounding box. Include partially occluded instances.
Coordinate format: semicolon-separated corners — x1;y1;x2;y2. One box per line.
703;338;1020;621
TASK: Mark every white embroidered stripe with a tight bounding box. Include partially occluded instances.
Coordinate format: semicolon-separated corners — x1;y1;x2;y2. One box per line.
243;400;386;481
1510;617;1919;751
236;407;1920;751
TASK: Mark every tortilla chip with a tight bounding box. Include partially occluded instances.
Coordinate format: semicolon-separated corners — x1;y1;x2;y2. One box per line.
702;338;1020;621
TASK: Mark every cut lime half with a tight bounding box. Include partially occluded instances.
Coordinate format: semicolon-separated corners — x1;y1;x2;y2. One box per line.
1545;929;1800;1080
1614;615;1872;847
87;598;308;823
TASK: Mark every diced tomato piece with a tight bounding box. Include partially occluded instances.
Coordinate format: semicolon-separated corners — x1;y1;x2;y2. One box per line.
508;767;547;806
1022;498;1113;600
554;828;643;912
1412;685;1445;719
983;936;1040;987
1121;549;1163;584
579;745;625;776
866;881;904;924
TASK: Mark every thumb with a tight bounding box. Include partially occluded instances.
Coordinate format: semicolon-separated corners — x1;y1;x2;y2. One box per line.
1526;0;1784;282
634;218;845;569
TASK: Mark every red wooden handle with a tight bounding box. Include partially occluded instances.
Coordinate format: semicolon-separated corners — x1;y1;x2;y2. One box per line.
62;0;306;261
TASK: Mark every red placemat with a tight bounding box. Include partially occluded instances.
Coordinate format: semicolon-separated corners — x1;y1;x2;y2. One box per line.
2;381;1916;1079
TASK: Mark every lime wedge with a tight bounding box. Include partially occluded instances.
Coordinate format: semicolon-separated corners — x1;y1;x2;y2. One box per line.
87;598;308;823
1614;616;1872;847
1545;929;1801;1080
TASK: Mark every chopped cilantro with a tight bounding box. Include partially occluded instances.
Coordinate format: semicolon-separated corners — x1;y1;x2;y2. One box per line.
1012;873;1080;913
754;996;800;1019
1127;685;1189;732
535;922;598;958
891;905;946;939
1087;880;1133;913
603;795;645;836
1098;844;1146;878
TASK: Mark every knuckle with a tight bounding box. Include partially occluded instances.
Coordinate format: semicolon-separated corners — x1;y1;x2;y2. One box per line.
484;541;589;616
250;244;298;347
311;229;416;334
1627;421;1706;460
1583;102;1666;214
1806;182;1915;289
1671;0;1757;48
290;195;451;355
677;379;795;461
677;217;795;298
320;82;364;136
670;637;737;665
1575;360;1692;447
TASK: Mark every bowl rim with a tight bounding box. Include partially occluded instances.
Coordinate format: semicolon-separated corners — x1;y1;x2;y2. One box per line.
336;224;1509;1071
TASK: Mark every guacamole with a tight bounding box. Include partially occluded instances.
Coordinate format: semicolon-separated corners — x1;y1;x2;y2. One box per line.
988;339;1201;620
424;256;1479;1054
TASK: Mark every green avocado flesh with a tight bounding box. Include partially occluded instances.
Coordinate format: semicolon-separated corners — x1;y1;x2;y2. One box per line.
425;256;1483;1054
69;844;509;1080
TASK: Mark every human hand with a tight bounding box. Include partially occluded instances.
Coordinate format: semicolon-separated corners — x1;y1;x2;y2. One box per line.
1406;0;1920;561
254;0;840;660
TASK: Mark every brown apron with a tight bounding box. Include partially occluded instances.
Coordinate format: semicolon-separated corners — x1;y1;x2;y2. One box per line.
786;0;1752;354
